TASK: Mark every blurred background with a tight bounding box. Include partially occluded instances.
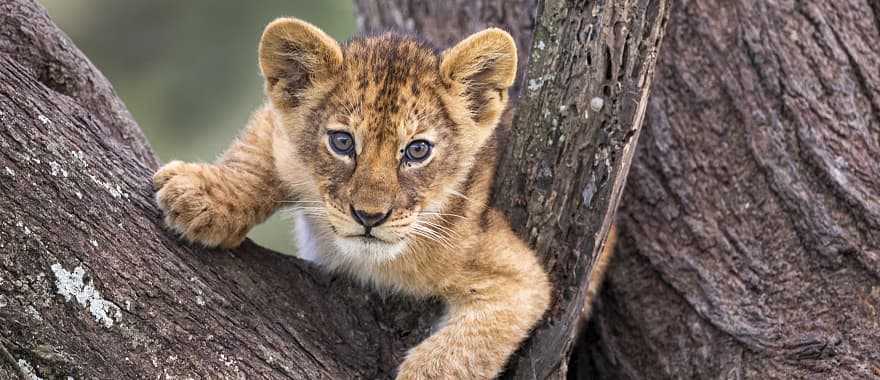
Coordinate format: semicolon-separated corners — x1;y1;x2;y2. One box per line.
42;1;357;255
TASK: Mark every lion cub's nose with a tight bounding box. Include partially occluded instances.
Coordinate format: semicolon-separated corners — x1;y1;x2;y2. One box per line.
350;206;392;228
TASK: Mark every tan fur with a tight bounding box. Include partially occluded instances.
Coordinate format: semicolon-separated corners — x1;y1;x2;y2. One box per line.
153;17;550;379
582;224;616;321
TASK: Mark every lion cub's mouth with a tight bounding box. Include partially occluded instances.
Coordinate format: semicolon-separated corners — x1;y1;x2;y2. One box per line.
351;234;383;242
333;229;410;261
341;232;399;245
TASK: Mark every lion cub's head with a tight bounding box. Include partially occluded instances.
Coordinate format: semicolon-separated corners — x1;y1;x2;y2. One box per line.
259;18;516;262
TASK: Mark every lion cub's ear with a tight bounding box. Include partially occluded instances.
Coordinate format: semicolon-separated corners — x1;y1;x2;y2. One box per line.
440;28;517;126
259;17;343;108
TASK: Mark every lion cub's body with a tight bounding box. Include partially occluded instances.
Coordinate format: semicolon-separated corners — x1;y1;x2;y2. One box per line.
154;18;550;379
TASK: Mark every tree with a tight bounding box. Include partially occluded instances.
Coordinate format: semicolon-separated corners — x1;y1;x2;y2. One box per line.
0;0;668;379
577;1;880;378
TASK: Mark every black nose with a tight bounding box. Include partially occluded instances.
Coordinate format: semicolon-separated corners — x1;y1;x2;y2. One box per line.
350;206;392;228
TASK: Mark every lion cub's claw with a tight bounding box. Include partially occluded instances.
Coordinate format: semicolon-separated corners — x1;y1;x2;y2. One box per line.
153;161;247;248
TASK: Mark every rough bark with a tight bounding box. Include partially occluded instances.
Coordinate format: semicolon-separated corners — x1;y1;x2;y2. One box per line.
1;0;669;379
1;2;436;379
493;1;669;378
355;0;671;378
577;1;880;379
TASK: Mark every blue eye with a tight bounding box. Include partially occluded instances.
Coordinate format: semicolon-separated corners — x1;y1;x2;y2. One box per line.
404;140;432;162
328;131;355;155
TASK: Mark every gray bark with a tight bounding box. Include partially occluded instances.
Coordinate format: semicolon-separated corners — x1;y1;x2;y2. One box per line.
577;0;880;378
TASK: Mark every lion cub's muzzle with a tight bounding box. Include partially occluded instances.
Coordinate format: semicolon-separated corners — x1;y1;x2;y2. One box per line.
350;205;392;237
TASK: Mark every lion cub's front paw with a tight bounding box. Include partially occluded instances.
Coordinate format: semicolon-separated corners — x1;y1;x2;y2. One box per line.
396;353;453;380
395;357;430;380
153;161;249;248
397;341;499;380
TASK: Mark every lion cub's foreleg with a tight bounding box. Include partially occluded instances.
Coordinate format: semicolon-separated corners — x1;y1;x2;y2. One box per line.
397;217;551;379
153;109;283;248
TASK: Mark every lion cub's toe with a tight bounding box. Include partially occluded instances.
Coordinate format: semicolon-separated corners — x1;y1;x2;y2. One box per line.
153;162;248;248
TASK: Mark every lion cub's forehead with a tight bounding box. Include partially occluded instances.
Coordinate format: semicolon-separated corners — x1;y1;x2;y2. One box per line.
335;35;448;134
344;34;441;87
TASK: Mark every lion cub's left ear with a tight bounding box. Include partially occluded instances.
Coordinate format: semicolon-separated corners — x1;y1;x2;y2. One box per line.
440;28;517;126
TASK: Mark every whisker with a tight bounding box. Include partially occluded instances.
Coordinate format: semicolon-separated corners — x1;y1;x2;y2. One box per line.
419;212;468;220
407;229;436;246
410;222;441;240
384;222;412;228
416;219;461;238
294;210;328;214
283;181;313;188
284;207;330;218
409;227;452;250
411;221;456;249
447;189;484;207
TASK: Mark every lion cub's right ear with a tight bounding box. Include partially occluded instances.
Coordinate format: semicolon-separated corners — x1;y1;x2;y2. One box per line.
259;18;343;108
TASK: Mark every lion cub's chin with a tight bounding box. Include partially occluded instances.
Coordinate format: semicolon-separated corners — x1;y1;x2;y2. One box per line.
332;235;409;264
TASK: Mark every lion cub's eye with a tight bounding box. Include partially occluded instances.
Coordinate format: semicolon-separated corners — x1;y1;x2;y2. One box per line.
404;140;433;162
328;131;355;155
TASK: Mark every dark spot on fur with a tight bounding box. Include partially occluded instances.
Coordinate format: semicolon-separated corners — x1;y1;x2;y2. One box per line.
479;209;492;232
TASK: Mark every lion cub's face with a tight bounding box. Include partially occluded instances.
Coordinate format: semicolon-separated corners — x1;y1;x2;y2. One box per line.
259;19;516;262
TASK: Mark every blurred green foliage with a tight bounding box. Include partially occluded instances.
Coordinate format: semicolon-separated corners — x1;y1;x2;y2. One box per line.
43;1;356;254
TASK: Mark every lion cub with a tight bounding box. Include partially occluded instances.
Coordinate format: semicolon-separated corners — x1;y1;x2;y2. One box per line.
153;17;550;379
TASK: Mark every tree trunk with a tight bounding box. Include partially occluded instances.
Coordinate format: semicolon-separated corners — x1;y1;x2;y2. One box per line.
576;1;880;379
355;0;671;378
1;1;668;380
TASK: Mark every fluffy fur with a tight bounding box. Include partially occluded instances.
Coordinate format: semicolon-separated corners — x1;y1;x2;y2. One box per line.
153;17;550;379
